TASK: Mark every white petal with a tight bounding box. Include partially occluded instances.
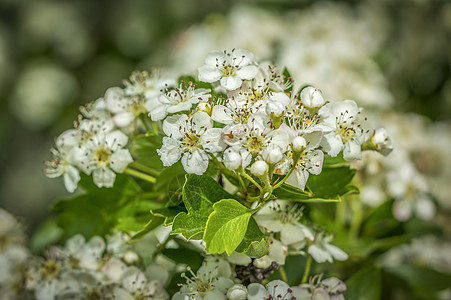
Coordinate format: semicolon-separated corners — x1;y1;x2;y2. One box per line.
269;92;291;107
149;103;168;121
167;101;193;114
212;105;233;124
247;283;269;300
393;198;413;222
105;130;129;150
236;65;258;80
93;167;116;188
191;111;212;133
105;87;125;113
113;112;135;128
223;148;242;170
232;49;254;66
308;244;332;263
220;76;242;91
202;128;225;153
157;137;182;166
415;196;435;220
324;244;348;261
254;215;284;232
308;150;324;175
267;280;292;299
198;65;222;83
286;168;309;190
181;150;209;175
204;50;226;66
163;114;187;139
281;223;305;245
321;132;343;157
110;149;133;173
63;165;80;193
343;140;362;161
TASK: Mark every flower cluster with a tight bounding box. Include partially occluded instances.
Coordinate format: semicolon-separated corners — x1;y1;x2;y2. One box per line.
46;71;174;191
24;232;169;300
155;49;391;192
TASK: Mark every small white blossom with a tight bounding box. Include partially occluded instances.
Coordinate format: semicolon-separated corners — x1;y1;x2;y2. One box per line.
300;86;326;109
318;99;365;160
250;160;269;177
157;112;225;175
247;280;294;300
308;232;348;263
198;49;258;90
77;130;133;188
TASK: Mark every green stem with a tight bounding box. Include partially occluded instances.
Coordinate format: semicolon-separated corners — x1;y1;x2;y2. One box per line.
240;170;263;194
272;152;301;190
210;154;239;180
130;162;161;177
349;196;363;238
301;255;312;284
279;266;288;283
124;168;156;183
139;114;152;133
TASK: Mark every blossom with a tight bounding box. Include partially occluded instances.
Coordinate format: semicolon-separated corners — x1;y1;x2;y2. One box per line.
198;49;258;90
105;86;147;128
172;264;234;300
148;82;211;121
247;280;295;300
291;275;346;300
318;99;365;160
157;112;225;175
77;130;133;188
114;266;168;300
255;200;313;246
300;86;326;109
308;232;348;263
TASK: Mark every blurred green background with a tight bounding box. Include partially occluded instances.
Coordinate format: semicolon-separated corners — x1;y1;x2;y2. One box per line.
0;0;450;234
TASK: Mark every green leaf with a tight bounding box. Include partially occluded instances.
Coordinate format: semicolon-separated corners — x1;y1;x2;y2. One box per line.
273;166;358;202
171;174;233;240
204;199;255;255
30;218;64;254
52;174;140;239
152;206;186;226
384;264;451;297
362;200;400;237
235;217;268;258
346;266;381;300
131;215;164;240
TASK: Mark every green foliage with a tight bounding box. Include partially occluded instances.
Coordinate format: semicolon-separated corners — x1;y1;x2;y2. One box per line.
235;217;268;258
346;267;382;300
204;199;256;255
384;265;451;299
171;174;233;240
282;67;293;93
52;174;159;240
274;166;358;202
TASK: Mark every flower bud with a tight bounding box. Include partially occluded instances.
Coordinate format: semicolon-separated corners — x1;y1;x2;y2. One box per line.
300;86;325;109
371;128;393;156
262;144;283;164
224;149;242;170
197;102;212;116
292;136;307;152
227;284;248;300
250;160;268;177
266;102;285;129
123;250;139;264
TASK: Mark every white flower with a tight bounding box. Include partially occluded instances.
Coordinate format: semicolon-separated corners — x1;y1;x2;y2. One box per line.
308;233;348;263
300;86;326;109
147;82;211;121
198;49;258;90
77;130;133;188
115;266;168;300
363;127;393;156
172;265;234;300
247;280;294;300
255;201;313;246
63;234;105;270
318;99;365;160
387;163;435;221
105;86;147;128
157;112;225;175
123;70;176;102
45;130;82;193
291;276;346;300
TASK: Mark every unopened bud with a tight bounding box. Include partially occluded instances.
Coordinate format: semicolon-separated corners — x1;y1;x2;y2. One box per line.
250;160;269;177
262;144;283;164
266;102;285;129
123;250;139;264
300;86;325;109
227;284;248;300
292;136;307;152
224;149;242;170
